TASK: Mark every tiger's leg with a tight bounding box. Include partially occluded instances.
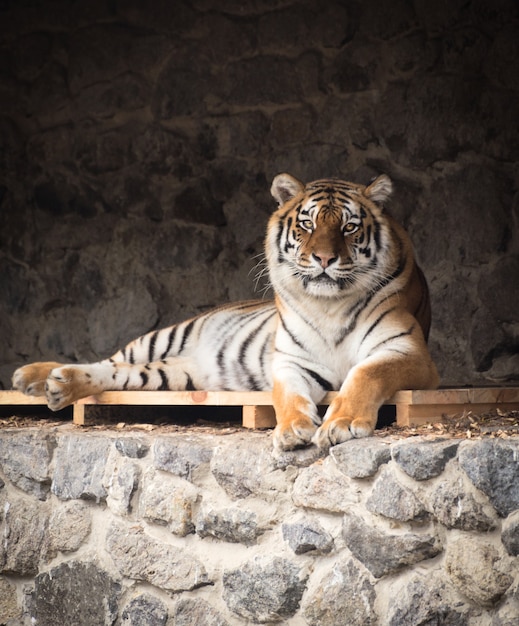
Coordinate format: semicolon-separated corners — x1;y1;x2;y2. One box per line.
42;356;205;410
313;349;439;449
271;364;328;451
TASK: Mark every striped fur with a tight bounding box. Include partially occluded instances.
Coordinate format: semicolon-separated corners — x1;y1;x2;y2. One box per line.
12;173;438;450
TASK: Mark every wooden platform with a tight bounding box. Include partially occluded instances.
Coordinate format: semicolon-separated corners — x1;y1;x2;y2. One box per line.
1;388;519;429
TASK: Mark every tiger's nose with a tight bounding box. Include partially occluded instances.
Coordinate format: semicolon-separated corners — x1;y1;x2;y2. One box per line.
312;252;338;269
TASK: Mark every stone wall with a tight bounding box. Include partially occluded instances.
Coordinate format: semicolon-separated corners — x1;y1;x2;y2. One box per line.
1;427;518;625
0;0;518;390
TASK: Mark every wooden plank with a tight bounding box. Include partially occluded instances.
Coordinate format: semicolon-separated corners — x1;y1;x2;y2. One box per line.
0;390;48;405
242;405;276;429
2;388;518;430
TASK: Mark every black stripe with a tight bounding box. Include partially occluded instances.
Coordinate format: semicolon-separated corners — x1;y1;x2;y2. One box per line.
148;331;159;362
185;374;196;391
279;313;306;351
129;348;135;364
157;369;169;391
160;326;177;359
359;308;396;346
178;319;196;353
140;371;149;386
302;367;333;391
367;324;415;356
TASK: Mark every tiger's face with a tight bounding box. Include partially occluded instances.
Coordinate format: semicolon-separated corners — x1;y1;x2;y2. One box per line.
268;173;393;298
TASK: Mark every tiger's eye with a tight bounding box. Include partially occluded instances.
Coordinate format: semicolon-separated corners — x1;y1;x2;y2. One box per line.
343;223;358;235
300;219;314;231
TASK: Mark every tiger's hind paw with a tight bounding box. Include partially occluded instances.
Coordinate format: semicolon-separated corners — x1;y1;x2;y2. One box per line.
272;416;317;452
12;362;63;397
45;365;97;410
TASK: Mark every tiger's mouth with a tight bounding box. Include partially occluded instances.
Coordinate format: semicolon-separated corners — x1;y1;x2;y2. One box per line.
302;272;343;293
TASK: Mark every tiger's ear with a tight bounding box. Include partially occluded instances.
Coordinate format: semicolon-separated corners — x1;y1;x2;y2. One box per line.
364;174;393;204
271;173;305;206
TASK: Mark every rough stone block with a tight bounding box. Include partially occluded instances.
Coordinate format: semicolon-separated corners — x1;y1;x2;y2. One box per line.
501;510;519;557
121;593;168;626
302;556;377;626
106;521;211;592
386;571;469;626
445;537;513;606
211;436;285;500
43;501;92;560
391;437;459;480
330;437;393;478
292;461;359;512
153;435;213;481
342;512;441;578
223;555;308;623
140;469;198;536
458;440;519;517
51;434;112;502
0;575;21;622
1;498;49;576
105;456;140;516
0;431;54;500
171;598;230;626
282;519;334;555
196;505;262;544
115;437;150;458
28;561;120;626
423;469;497;531
366;466;428;521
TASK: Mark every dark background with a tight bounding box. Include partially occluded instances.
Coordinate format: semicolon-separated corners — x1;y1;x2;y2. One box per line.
1;0;518;390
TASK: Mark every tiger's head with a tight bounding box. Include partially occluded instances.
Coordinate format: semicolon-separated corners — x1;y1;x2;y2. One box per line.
267;173;394;299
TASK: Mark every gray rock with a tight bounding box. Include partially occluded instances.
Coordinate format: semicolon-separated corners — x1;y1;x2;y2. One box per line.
223;555;307;623
424;471;497;531
43;501;91;560
211;436;284;500
342;512;441;578
292;461;359;512
501;510;519;557
121;593;168;626
51;434;112;501
330;438;393;478
196;506;261;544
0;431;54;500
387;571;469;626
28;562;120;626
140;469;198;536
171;598;230;626
105;457;140;516
106;521;210;592
282;519;334;555
0;576;20;623
153;435;213;480
366;466;428;521
1;498;49;575
391;437;459;480
458;440;519;517
116;437;149;458
273;444;326;470
302;556;377;626
445;537;513;606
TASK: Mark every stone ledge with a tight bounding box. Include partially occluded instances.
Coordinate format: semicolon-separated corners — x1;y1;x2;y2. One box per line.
0;427;518;625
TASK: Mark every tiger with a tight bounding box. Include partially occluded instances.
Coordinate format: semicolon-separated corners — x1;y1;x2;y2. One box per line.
12;172;439;451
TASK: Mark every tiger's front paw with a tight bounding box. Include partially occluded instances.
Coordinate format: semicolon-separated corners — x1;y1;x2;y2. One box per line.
12;362;63;397
272;416;317;452
313;416;375;450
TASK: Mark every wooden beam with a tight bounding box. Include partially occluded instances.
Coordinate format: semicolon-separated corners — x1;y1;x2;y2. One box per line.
1;388;518;430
